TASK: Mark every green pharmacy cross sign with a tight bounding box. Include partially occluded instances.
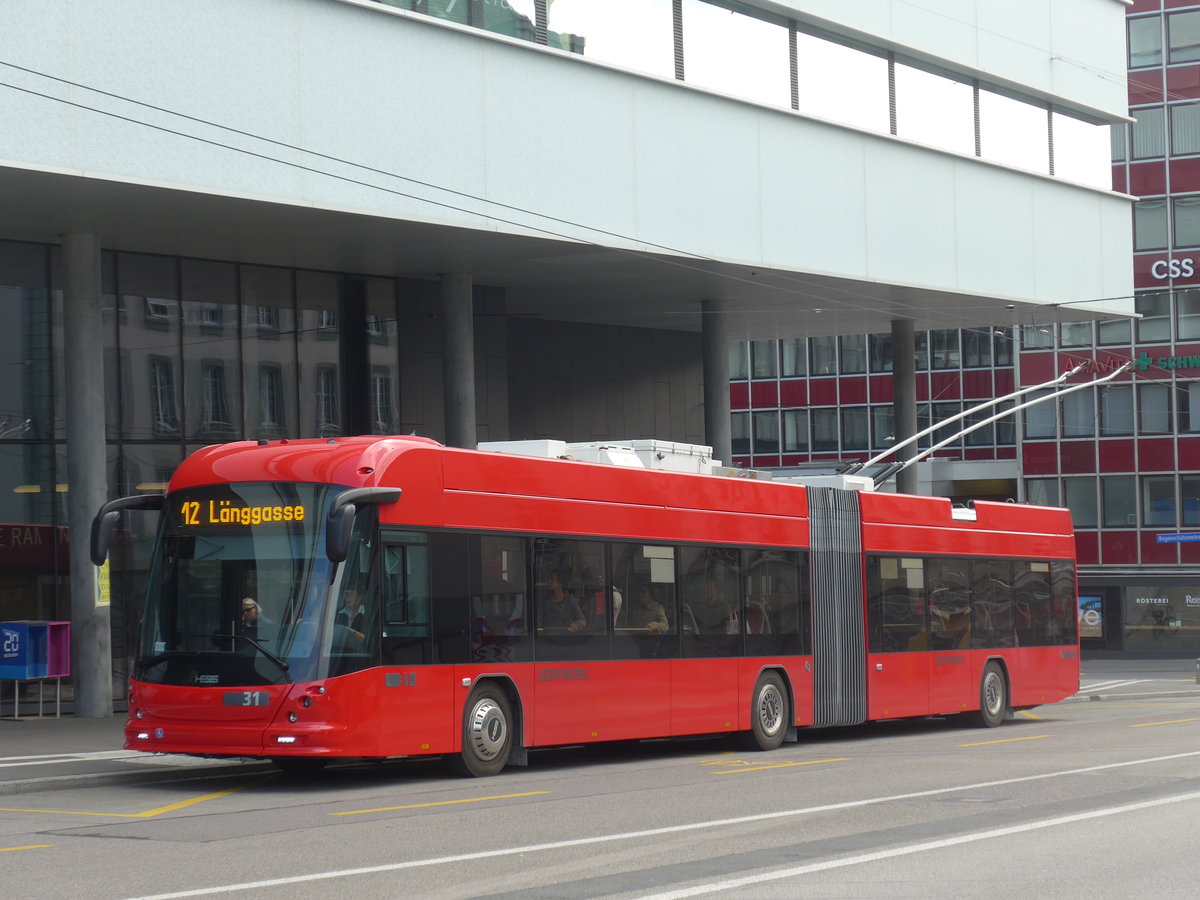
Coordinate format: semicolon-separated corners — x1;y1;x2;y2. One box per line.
1136;352;1200;372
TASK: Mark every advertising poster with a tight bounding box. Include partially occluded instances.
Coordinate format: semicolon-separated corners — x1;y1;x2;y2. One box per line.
1078;595;1103;639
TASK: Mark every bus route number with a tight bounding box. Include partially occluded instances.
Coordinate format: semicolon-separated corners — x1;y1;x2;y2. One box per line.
223;690;270;707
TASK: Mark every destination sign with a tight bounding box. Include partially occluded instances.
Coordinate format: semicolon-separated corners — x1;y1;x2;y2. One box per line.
178;499;307;528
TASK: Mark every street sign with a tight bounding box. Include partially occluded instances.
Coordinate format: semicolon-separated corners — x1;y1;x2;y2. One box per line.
1155;532;1200;544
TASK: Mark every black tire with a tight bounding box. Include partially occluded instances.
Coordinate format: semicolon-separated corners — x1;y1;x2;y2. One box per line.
451;684;514;777
271;756;328;775
973;662;1007;728
742;671;789;752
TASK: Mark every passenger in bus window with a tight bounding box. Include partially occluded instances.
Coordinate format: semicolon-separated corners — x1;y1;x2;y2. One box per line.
541;569;586;632
630;584;670;633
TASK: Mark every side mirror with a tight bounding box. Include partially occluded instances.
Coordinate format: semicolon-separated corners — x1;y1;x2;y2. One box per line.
90;494;165;565
325;488;401;563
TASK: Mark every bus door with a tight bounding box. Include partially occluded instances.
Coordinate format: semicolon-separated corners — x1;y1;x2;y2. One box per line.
376;533;455;756
924;563;974;715
866;557;930;720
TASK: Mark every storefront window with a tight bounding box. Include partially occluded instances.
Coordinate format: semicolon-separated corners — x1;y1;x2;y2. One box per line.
1124;587;1200;652
0;241;53;442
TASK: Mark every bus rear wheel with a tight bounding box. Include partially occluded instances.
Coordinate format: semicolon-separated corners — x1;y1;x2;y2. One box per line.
452;685;513;777
743;671;789;752
973;662;1007;728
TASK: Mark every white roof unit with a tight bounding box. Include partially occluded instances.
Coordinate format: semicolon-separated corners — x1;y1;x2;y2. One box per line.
477;439;722;474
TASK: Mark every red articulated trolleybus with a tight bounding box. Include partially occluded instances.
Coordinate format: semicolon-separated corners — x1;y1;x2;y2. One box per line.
91;436;1079;776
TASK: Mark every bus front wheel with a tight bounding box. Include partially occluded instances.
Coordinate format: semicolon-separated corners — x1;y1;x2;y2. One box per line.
973;662;1007;728
452;685;514;777
743;671;789;752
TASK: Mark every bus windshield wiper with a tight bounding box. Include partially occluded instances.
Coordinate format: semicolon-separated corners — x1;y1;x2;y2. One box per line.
137;649;188;670
208;633;291;673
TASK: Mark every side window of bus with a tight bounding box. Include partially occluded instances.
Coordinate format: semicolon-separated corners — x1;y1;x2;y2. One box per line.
869;556;927;653
1013;561;1053;646
380;532;431;665
533;538;608;661
679;546;742;658
927;557;971;651
1050;561;1077;645
611;542;678;660
743;549;802;655
970;558;1015;649
471;534;530;663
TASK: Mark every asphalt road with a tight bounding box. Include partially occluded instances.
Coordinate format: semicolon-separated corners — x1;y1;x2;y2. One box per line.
2;664;1200;900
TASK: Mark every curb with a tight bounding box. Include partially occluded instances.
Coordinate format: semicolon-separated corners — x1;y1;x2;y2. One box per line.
1064;689;1200;703
0;760;276;797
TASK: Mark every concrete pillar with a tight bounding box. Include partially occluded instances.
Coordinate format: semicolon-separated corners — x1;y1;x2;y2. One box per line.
891;318;918;495
701;300;732;464
441;273;476;449
63;233;112;717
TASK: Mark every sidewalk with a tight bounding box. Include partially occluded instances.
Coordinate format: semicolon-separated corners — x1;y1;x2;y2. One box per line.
0;714;273;797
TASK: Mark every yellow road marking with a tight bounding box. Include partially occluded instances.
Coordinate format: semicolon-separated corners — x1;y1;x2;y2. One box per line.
1016;710;1046;721
0;844;53;853
133;781;263;818
334;791;550;816
0;778;264;820
712;758;848;775
1129;717;1200;728
959;734;1052;747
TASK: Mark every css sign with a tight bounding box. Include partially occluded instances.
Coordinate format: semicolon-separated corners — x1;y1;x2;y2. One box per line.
1151;258;1195;279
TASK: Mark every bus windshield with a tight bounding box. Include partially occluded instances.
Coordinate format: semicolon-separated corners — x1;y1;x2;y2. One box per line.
137;482;353;688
